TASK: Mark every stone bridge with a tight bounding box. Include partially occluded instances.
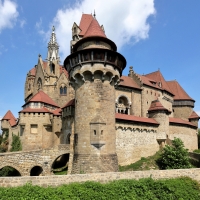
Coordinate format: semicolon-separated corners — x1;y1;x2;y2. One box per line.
0;144;70;176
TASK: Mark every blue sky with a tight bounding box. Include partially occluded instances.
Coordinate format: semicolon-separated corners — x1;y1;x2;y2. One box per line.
0;0;200;127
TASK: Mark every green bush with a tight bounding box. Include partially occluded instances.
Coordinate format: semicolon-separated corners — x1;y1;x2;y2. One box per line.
10;134;22;152
156;138;191;169
0;177;199;199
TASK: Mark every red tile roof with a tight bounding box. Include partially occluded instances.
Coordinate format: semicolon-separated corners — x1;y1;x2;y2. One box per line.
29;67;36;76
188;111;200;119
26;91;59;107
169;117;197;128
137;74;161;90
115;113;159;125
167;80;194;101
79;14;94;36
2;110;17;127
52;108;62;116
118;76;141;90
60;66;68;78
144;71;173;95
148;99;170;113
83;18;106;38
62;99;75;108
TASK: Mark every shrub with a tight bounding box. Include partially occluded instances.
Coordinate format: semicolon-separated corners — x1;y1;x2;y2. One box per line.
156;138;191;169
10;134;22;152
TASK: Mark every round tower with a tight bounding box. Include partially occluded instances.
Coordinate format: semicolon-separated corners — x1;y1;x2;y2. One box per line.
64;16;126;173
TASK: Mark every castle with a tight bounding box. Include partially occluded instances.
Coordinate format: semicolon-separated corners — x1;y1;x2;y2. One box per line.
1;14;199;174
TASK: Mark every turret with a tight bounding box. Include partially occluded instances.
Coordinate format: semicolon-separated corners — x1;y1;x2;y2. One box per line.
64;15;126;173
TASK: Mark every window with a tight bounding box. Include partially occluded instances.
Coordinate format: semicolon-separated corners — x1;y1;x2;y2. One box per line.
50;63;55;74
37;78;42;90
94;130;96;135
60;85;67;95
31;124;38;134
20;125;25;136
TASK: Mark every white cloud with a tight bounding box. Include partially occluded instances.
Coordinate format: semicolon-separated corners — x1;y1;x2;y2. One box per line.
0;0;18;32
20;19;26;28
51;0;155;61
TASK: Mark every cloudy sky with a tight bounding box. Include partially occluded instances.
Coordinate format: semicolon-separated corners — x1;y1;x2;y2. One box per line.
0;0;200;126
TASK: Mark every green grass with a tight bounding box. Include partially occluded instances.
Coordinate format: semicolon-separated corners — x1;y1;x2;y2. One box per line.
0;177;199;199
193;149;200;153
119;152;160;172
53;170;67;175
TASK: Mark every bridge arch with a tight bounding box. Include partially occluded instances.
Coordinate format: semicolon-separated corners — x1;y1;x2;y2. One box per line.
0;165;22;176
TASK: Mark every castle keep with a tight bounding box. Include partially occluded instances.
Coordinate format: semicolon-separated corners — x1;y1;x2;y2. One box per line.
1;14;199;175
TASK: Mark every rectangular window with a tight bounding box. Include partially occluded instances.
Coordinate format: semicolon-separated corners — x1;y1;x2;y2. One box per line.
20;125;25;136
31;124;38;134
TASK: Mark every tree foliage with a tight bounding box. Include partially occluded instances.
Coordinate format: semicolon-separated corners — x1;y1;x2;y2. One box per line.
10;134;22;152
156;138;191;169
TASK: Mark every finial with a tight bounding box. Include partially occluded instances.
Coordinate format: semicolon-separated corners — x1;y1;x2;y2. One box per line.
52;26;55;32
38;54;41;57
93;10;96;18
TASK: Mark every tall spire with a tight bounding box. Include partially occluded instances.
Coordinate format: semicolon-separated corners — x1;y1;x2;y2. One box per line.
47;26;60;63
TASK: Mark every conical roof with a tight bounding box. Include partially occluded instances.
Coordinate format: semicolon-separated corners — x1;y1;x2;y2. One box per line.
148;99;170;113
83;18;106;38
189;111;200;119
2;110;17;126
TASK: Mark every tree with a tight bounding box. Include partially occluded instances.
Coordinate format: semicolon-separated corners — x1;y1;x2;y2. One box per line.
198;129;200;149
156;138;191;169
10;134;22;152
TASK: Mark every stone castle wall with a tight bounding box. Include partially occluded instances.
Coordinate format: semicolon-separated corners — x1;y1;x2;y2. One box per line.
115;122;159;166
0;168;200;187
169;124;198;151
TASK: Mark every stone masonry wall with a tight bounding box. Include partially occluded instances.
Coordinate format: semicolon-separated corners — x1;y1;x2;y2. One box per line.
169;124;198;151
116;122;159;166
0;168;200;187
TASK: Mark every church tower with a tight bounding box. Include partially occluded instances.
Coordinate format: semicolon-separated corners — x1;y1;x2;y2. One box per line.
64;14;126;173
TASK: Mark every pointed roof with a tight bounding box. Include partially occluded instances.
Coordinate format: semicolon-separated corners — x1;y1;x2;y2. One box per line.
26;91;59;107
2;110;17;127
144;71;173;95
167;80;194;101
83;18;106;38
189;111;200;119
79;14;94;36
148;99;170;113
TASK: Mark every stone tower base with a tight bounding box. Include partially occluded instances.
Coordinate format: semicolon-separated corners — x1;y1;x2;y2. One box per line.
71;154;119;174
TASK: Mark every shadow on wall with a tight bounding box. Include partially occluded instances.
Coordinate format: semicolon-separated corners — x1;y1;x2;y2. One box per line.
0;166;21;176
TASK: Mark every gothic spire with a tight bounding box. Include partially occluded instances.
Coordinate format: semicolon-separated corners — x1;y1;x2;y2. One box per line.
47;26;60;63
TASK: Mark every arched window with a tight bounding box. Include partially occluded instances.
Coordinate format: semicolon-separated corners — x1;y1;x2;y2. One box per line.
37;78;42;90
60;85;67;95
116;95;131;115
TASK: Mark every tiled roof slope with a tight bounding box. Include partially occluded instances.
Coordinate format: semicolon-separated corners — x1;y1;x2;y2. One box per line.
118;76;141;90
189;111;200;119
79;14;93;36
169;117;197;128
83;18;106;38
62;99;75;108
137;74;161;90
27;91;59;107
148;99;170;112
115;113;159;125
144;71;173;95
2;110;17;127
167;80;194;101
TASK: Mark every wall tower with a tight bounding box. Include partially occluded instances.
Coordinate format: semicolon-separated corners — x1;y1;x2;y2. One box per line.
64;15;126;173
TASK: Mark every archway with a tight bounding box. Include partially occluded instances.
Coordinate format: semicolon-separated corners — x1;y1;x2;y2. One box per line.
116;95;131;114
51;153;69;175
30;166;43;176
0;166;21;176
